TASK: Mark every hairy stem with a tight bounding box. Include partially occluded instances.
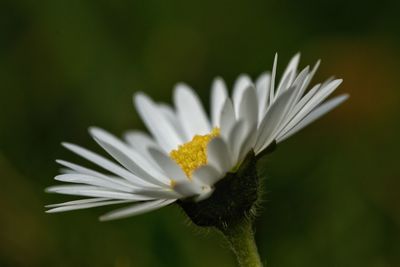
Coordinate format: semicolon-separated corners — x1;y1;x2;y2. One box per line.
220;219;263;267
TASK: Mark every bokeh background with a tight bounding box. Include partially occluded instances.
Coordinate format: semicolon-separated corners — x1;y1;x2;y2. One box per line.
1;0;400;266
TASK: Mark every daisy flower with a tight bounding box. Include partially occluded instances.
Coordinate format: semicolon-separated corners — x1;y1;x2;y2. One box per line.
46;53;348;221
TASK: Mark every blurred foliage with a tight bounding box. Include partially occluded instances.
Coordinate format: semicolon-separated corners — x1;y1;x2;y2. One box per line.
1;0;400;266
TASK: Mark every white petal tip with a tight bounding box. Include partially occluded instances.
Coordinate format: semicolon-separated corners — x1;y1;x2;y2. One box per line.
133;91;146;100
174;82;189;90
134;92;152;108
98;216;111;222
45;207;65;213
335;79;344;84
88;126;105;138
213;76;223;82
61;142;72;148
45;187;55;193
334;94;350;104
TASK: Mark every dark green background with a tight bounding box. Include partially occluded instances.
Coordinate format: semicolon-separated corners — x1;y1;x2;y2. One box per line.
1;0;400;266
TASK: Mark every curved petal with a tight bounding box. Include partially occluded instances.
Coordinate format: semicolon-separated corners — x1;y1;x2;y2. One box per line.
254;85;299;153
147;147;188;184
62;142;156;188
277;94;349;142
219;98;236;140
56;159;138;190
206;137;232;174
279;79;343;136
46;199;134;213
211;77;228;127
99;199;176;221
293;60;320;104
134;93;182;152
45;198;110;208
238;85;258;129
232;74;252;116
90;127;170;187
255;72;271;120
54;173;136;192
174;83;211;139
192;164;222;186
172;180;204;197
237;123;257;164
157;103;187;142
275;53;300;98
228;120;248;164
46;185;153;200
269;53;278;103
123;130;162;169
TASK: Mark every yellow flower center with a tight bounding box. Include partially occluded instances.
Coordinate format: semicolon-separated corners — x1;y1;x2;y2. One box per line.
170;128;220;179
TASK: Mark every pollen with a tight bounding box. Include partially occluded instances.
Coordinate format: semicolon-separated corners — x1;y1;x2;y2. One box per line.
170;128;220;179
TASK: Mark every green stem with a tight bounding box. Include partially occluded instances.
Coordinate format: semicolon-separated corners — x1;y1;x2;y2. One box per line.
220;219;263;267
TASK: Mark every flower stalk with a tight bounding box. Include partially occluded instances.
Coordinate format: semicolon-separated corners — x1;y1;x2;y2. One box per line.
220;218;263;267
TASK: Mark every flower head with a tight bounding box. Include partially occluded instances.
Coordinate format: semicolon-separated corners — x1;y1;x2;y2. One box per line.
46;53;348;221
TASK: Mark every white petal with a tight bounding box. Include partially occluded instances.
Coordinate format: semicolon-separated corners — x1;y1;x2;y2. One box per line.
255;72;271;119
237;123;257;164
147;148;188;183
293;60;320;104
62;143;155;187
269;53;278;103
228;120;248;164
206;137;232;174
289;83;321;117
131;188;182;199
267;68;311;140
255;85;299;153
134;93;182;152
90;127;170;187
46;185;153;200
56;159;107;178
232;74;253;116
192;164;222;186
46;199;134;213
157;103;187;142
273;66;311;137
54;173;135;192
219;98;236;140
238;85;258;129
277;94;349;142
290;77;335;118
275;53;300;98
99;199;175;221
285;66;310;114
174;83;211;139
279;79;343;136
172;180;204;197
56;160;138;190
45;198;109;208
299;79;343;114
211;77;228;127
123;130;160;167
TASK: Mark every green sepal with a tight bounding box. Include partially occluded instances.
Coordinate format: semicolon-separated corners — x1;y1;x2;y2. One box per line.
177;150;260;230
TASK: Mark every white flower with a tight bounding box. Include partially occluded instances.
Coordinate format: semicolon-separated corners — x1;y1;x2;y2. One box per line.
46;53;348;221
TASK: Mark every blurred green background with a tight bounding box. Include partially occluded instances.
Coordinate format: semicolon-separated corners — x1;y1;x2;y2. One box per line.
1;0;400;266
